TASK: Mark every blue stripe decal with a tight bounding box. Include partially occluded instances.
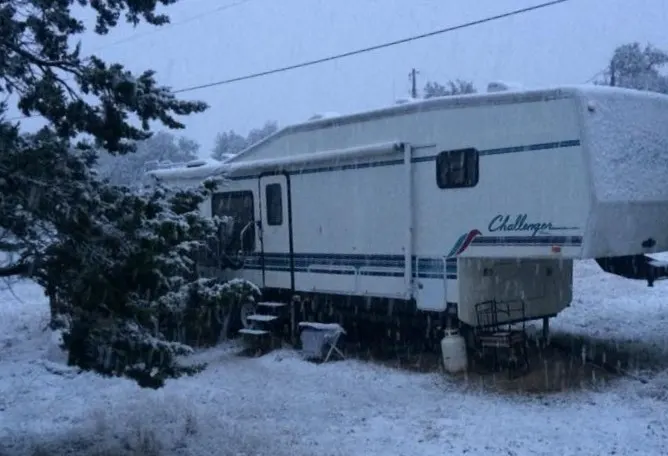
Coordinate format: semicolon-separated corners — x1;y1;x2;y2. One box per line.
472;235;582;246
242;253;456;279
238;235;582;279
480;139;581;157
230;139;581;180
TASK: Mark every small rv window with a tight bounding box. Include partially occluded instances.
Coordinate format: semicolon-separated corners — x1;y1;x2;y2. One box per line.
265;183;283;226
436;148;479;189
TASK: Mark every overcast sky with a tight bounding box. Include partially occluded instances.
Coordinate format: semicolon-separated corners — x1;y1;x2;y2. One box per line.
12;0;668;157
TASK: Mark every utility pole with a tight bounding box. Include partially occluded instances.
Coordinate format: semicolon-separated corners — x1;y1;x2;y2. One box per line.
409;68;419;98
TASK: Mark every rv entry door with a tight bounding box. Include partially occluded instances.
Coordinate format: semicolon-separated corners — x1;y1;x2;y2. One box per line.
259;174;293;290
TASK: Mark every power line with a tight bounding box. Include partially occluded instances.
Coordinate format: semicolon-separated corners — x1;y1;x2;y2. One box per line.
173;0;571;94
7;0;572;121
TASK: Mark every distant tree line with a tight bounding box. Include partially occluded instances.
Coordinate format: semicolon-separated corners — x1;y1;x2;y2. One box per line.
96;121;279;187
420;41;668;98
211;120;278;161
596;42;668;93
422;79;477;98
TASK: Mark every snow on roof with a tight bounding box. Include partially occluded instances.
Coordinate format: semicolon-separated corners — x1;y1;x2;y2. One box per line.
146;158;230;181
305;83;668;130
394;97;420;105
184;158;222;167
486;81;525;92
583;84;668;205
152;83;668;181
307;112;341;121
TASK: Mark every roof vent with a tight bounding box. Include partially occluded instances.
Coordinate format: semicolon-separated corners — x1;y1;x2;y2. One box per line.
185;159;209;168
487;81;524;93
308;112;340;121
395;97;418;105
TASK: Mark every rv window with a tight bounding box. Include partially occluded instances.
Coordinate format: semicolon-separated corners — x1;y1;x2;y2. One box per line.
211;191;256;254
436;148;479;189
265;183;283;226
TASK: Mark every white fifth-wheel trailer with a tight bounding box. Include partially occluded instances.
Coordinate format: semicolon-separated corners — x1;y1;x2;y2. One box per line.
148;82;668;345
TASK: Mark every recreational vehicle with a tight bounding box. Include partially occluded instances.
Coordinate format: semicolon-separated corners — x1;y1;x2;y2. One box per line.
148;83;668;347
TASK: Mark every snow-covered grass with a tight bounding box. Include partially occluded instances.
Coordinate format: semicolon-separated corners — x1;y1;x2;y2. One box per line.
550;259;668;375
1;261;668;455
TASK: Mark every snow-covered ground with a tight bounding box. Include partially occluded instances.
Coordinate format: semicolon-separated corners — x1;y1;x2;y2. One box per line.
1;261;668;456
552;259;668;373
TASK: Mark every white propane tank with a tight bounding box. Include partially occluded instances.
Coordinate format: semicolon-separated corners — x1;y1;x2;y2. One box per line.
441;328;468;374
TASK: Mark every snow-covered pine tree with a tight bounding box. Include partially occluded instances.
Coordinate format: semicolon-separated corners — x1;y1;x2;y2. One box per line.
39;173;259;388
0;0;259;388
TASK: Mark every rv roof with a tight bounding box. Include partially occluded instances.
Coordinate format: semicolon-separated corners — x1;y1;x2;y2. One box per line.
227;84;667;163
146;84;668;182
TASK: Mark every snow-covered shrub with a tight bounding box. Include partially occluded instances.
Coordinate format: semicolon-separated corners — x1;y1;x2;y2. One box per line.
33;174;258;388
157;277;260;347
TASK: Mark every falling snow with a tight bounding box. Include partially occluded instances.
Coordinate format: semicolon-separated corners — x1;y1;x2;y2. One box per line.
1;260;667;456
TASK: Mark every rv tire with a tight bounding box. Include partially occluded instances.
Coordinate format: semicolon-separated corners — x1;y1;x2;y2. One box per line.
224;300;257;338
239;300;257;329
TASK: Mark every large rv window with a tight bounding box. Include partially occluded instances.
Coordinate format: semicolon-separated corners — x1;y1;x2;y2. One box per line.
211;191;256;253
436;148;479;189
265;183;283;226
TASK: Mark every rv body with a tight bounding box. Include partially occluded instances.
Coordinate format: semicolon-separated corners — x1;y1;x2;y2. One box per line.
149;85;668;327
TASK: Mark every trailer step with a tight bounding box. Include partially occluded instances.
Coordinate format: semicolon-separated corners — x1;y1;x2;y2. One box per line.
247;314;279;323
257;301;288;308
238;328;270;336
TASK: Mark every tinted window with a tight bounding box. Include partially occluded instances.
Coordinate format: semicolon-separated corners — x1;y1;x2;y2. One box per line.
265;183;283;226
211;191;255;253
436;148;479;189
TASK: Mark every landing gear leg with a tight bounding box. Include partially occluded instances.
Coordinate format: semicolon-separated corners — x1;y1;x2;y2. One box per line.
542;316;550;346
